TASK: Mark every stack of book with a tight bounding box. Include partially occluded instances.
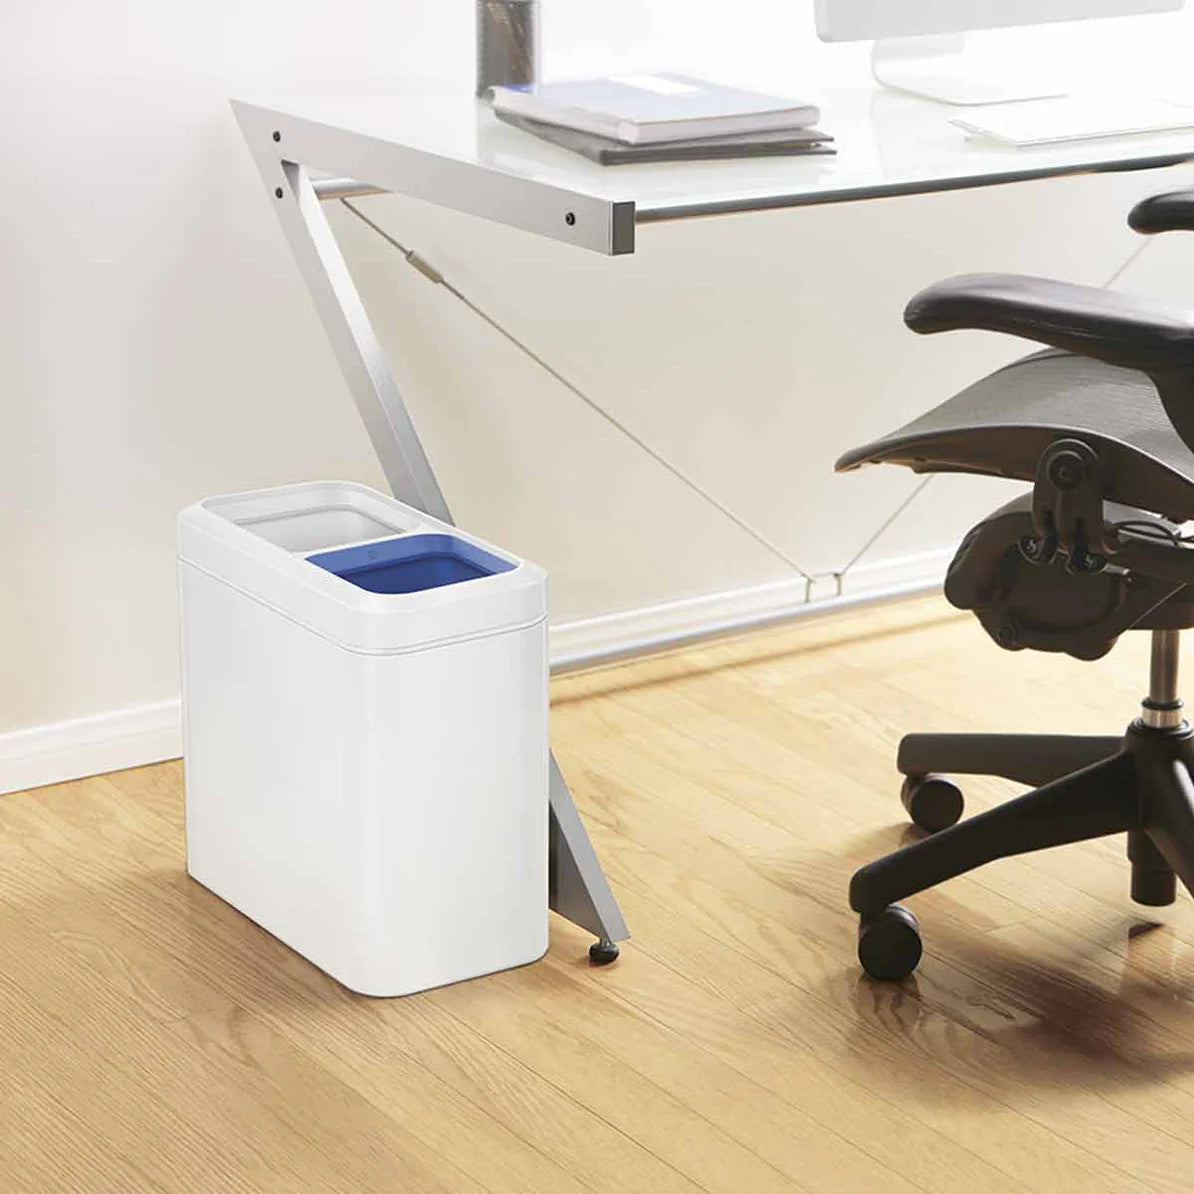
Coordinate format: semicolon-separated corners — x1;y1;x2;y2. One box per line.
489;73;833;166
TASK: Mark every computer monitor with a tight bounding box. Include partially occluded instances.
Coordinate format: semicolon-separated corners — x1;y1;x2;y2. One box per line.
816;0;1184;105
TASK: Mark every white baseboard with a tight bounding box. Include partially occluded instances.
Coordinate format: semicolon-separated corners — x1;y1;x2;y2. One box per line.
0;700;183;797
549;547;952;669
0;548;950;796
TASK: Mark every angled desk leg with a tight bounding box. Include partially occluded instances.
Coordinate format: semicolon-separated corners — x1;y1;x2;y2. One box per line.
245;155;629;958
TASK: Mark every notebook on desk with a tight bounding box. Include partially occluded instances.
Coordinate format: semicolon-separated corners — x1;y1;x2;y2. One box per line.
952;96;1194;148
495;109;836;165
490;74;820;145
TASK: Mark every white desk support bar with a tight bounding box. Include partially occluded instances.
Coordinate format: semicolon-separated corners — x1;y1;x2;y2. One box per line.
234;101;636;254
233;100;630;953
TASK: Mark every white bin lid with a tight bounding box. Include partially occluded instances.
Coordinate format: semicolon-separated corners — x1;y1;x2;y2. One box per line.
178;482;546;653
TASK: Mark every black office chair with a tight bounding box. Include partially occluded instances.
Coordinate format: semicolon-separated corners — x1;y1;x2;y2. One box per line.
838;187;1194;980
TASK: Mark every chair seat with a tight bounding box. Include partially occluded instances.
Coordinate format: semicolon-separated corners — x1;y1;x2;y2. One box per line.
836;349;1194;522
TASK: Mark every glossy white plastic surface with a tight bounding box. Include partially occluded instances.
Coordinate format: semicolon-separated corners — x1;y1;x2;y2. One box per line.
179;482;549;996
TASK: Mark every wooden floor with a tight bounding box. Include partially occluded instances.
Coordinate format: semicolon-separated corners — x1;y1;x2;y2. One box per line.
5;596;1194;1192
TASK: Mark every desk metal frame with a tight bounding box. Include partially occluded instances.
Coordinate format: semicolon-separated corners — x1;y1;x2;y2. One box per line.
233;99;633;949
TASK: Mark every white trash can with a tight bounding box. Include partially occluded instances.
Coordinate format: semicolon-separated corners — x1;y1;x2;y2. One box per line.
178;481;549;996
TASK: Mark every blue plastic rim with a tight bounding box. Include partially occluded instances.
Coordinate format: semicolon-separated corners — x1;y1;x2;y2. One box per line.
307;533;516;595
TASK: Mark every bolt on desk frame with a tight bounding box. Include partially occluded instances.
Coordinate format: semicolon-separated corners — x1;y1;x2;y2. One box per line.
232;85;1194;954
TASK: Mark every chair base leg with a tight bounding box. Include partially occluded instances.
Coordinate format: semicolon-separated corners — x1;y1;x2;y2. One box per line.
852;719;1194;980
1128;829;1176;906
1141;749;1194;895
897;732;1122;789
851;749;1139;916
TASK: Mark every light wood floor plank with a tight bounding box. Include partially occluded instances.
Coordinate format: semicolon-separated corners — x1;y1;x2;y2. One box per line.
5;595;1194;1191
435;956;918;1194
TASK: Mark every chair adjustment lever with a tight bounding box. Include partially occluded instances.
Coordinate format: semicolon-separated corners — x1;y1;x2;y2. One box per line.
1109;525;1194;587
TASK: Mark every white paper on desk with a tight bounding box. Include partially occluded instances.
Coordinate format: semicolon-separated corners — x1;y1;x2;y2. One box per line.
951;96;1194;147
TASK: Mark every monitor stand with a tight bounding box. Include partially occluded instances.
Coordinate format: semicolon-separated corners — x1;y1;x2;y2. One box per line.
872;35;1069;106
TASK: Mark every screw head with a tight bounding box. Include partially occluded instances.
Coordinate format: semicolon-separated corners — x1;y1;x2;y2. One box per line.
274;187;284;199
272;130;281;142
565;211;576;226
1048;450;1085;490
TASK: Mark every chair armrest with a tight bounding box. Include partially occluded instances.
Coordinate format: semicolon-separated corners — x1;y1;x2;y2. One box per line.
904;273;1194;377
1129;189;1194;235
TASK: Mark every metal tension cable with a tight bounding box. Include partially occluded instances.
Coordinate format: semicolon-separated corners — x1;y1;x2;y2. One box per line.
339;197;819;590
338;197;1156;600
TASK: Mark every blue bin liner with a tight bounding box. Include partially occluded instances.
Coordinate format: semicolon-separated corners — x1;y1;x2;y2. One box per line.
307;533;516;595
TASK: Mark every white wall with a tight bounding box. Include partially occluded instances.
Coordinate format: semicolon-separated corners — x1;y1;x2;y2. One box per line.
3;1;1194;790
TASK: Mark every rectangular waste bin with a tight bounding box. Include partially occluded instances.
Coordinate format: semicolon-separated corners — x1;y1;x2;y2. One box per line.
178;481;549;996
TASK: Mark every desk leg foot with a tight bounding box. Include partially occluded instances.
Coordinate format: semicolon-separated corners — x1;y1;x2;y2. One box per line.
589;938;620;966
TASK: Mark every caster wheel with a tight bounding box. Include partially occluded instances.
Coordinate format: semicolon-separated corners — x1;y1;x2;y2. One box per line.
858;904;922;981
900;773;963;834
589;938;620;966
